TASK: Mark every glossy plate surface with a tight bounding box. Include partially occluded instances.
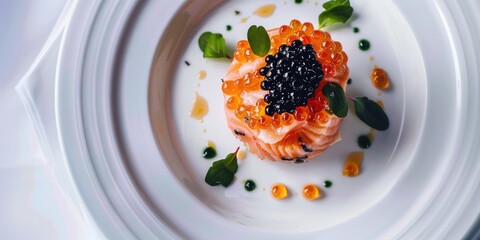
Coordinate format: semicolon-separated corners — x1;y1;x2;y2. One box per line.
56;0;480;239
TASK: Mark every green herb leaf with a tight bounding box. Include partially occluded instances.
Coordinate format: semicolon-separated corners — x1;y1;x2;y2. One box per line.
352;97;389;131
318;0;353;29
198;32;226;58
322;82;348;118
205;147;239;187
247;25;271;57
323;0;350;10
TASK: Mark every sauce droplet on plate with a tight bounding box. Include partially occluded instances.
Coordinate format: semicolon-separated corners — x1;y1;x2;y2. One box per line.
198;70;207;80
190;92;209;120
237;150;247;160
342;151;364;177
253;4;276;18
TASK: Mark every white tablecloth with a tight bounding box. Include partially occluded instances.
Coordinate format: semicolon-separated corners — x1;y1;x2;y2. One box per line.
0;0;100;239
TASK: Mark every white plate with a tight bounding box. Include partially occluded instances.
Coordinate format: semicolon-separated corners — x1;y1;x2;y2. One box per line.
56;0;480;239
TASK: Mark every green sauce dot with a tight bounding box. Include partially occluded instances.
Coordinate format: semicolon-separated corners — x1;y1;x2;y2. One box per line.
324;180;332;188
353;27;360;33
357;135;371;149
202;147;217;159
294;0;303;3
347;78;352;84
244;180;256;191
359;39;371;51
226;25;232;31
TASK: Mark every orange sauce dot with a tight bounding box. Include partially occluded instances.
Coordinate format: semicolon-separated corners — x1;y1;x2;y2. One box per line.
271;183;288;199
253;4;276;18
371;66;390;89
226;95;242;110
342;151;364;177
302;184;321;200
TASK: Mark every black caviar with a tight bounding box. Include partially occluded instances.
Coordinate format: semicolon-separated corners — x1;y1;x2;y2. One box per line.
259;40;324;116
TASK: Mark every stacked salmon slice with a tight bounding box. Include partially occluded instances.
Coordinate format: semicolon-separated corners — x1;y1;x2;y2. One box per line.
222;20;349;162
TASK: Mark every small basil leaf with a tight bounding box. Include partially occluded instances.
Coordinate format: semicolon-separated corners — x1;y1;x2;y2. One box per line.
247;25;271;57
322;82;348;118
323;0;350;10
198;32;211;52
198;32;226;58
352;97;389;131
318;5;353;28
205;148;239;187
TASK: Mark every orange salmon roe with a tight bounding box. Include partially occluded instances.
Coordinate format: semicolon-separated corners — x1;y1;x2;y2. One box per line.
226;19;348;130
226;95;242;110
371;66;390;89
271;183;288;199
303;184;322;200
